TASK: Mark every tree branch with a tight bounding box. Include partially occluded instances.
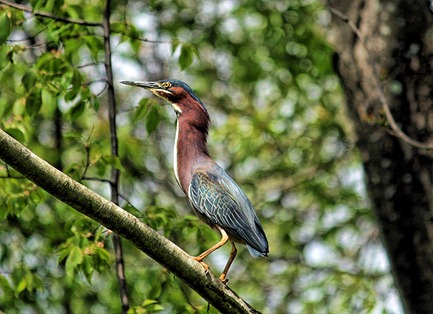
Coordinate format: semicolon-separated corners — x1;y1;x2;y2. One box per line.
326;2;433;150
102;0;129;311
0;129;261;313
0;0;102;27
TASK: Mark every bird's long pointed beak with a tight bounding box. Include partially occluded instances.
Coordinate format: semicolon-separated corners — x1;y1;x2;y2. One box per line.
119;81;160;89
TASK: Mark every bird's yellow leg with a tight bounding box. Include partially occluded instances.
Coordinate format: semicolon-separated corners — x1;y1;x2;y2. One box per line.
194;226;229;271
219;242;237;284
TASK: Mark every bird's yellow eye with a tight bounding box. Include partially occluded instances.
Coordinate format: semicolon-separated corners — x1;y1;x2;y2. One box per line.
160;82;171;89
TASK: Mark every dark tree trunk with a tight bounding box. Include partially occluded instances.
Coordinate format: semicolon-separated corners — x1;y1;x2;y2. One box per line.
328;0;433;313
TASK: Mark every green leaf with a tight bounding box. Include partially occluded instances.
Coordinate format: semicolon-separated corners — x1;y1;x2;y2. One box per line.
30;273;44;292
57;246;71;264
64;69;82;102
132;97;150;122
31;0;45;11
146;106;162;135
148;281;162;299
0;43;12;70
15;278;27;296
68;100;86;120
42;0;55;12
41;88;57;108
90;94;100;111
123;203;141;216
26;88;42;116
0;99;13;119
178;45;194;70
142;299;158;307
151;305;164;311
71;68;82;90
110;22;127;34
0;274;12;295
63;36;82;60
65;4;83;20
64;88;79;102
65;246;83;277
85;37;102;62
171;38;180;54
95;155;108;176
5;128;25;142
0;11;11;44
82;255;94;283
22;69;39;92
36;53;67;79
102;155;123;171
93;247;111;271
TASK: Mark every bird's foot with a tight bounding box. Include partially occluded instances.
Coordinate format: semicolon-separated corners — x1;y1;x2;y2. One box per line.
219;274;228;285
193;257;210;275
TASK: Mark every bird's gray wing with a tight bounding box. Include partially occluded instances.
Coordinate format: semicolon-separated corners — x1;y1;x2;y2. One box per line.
188;166;268;256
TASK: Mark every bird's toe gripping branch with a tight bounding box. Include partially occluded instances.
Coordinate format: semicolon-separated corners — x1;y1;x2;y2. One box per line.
192;227;235;282
193;256;211;275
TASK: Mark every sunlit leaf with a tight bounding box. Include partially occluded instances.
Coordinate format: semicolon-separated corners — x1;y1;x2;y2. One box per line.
65;246;83;277
142;299;158;307
171;38;180;54
65;4;83;19
0;45;12;70
0;11;11;44
15;278;27;296
41;88;57;108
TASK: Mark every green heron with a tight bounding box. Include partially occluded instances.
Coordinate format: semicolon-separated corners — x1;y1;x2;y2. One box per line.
120;79;269;282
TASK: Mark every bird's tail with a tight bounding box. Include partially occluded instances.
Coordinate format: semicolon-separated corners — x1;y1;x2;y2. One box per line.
246;244;268;258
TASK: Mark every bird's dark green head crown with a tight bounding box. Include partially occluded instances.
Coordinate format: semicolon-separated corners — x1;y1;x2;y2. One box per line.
120;79;207;114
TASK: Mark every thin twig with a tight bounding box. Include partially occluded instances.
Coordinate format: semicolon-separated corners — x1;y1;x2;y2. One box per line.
114;30;169;44
327;3;433;150
118;193;141;213
85;78;109;86
80;127;97;181
96;84;109;97
78;62;102;69
102;0;130;312
81;145;92;180
6;41;47;49
117;106;139;115
82;176;112;183
0;0;102;27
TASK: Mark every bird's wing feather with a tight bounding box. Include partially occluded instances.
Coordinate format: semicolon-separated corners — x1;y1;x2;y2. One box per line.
188;166;268;255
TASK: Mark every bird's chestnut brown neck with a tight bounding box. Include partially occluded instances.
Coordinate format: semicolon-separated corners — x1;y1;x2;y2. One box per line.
173;104;212;193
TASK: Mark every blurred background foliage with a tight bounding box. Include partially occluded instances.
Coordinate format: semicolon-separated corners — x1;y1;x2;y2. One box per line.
0;0;402;313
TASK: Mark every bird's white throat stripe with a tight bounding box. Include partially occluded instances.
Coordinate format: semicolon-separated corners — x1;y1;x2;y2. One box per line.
172;103;182;113
173;119;181;187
